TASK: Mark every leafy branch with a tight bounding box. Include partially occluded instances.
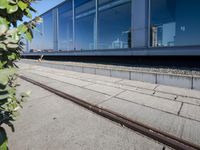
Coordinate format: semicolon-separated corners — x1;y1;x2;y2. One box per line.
0;0;40;149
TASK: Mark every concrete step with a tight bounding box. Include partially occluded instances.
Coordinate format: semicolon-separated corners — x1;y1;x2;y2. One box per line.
19;59;200;90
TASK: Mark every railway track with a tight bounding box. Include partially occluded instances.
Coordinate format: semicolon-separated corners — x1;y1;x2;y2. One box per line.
19;75;200;150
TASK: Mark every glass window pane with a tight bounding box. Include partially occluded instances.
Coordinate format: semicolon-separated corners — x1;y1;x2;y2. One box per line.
58;1;73;51
75;0;95;50
98;0;131;49
43;11;54;51
151;0;200;47
30;24;42;52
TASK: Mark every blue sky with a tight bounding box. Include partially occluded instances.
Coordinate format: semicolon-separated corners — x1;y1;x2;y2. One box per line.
31;0;65;18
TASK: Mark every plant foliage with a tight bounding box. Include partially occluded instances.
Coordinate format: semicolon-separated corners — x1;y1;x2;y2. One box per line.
0;0;41;149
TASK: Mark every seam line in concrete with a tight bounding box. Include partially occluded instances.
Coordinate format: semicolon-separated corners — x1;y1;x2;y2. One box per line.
177;102;184;115
24;64;200;101
115;96;200;123
96;90;126;106
191;76;194;89
114;96;181;115
27;70;196;104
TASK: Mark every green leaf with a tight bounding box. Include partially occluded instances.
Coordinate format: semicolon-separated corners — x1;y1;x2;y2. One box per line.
0;24;8;35
7;4;18;14
18;24;28;33
7;43;18;49
8;0;17;4
4;37;18;44
6;28;18;35
7;53;17;60
0;74;9;86
0;93;9;100
25;8;32;19
0;61;7;69
25;31;32;41
0;17;9;36
0;69;16;86
18;1;27;11
0;43;6;51
0;0;8;9
0;127;8;150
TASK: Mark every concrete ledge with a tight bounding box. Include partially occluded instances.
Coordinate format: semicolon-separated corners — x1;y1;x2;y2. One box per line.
131;72;156;84
193;77;200;90
157;74;192;89
73;66;83;73
96;68;111;76
111;70;130;80
83;67;96;74
65;66;73;71
20;61;200;91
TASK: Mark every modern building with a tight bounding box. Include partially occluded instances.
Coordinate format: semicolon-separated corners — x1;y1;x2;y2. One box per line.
25;0;200;56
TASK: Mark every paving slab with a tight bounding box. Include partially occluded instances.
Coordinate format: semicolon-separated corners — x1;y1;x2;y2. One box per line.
133;88;155;95
156;85;200;99
181;119;200;146
180;103;200;121
116;91;182;114
153;92;177;100
99;97;200;146
99;98;183;140
16;79;53;101
118;80;157;90
19;71;57;85
29;70;92;87
84;84;124;96
176;96;200;106
6;83;168;150
47;81;111;105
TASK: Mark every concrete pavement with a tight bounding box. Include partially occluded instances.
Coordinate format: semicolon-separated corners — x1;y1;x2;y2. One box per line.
6;61;200;149
5;78;169;150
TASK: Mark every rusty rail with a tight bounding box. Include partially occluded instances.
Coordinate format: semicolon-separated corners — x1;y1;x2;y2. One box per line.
19;75;200;150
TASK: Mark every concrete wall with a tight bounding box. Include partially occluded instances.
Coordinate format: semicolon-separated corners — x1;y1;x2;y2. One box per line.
40;61;200;90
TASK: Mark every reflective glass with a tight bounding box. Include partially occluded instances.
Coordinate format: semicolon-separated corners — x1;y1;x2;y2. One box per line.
43;11;54;51
151;0;200;47
75;0;95;50
30;24;42;52
58;1;73;51
98;0;131;49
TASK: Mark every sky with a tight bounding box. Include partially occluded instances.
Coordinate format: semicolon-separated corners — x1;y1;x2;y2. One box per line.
30;0;65;18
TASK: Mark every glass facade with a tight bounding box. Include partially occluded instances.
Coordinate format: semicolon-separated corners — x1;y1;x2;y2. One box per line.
43;11;54;50
58;1;73;51
150;0;200;47
30;0;132;52
28;0;200;53
75;0;95;50
30;24;42;52
98;0;131;49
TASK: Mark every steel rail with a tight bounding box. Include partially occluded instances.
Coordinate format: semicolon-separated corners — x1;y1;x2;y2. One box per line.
19;75;200;150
